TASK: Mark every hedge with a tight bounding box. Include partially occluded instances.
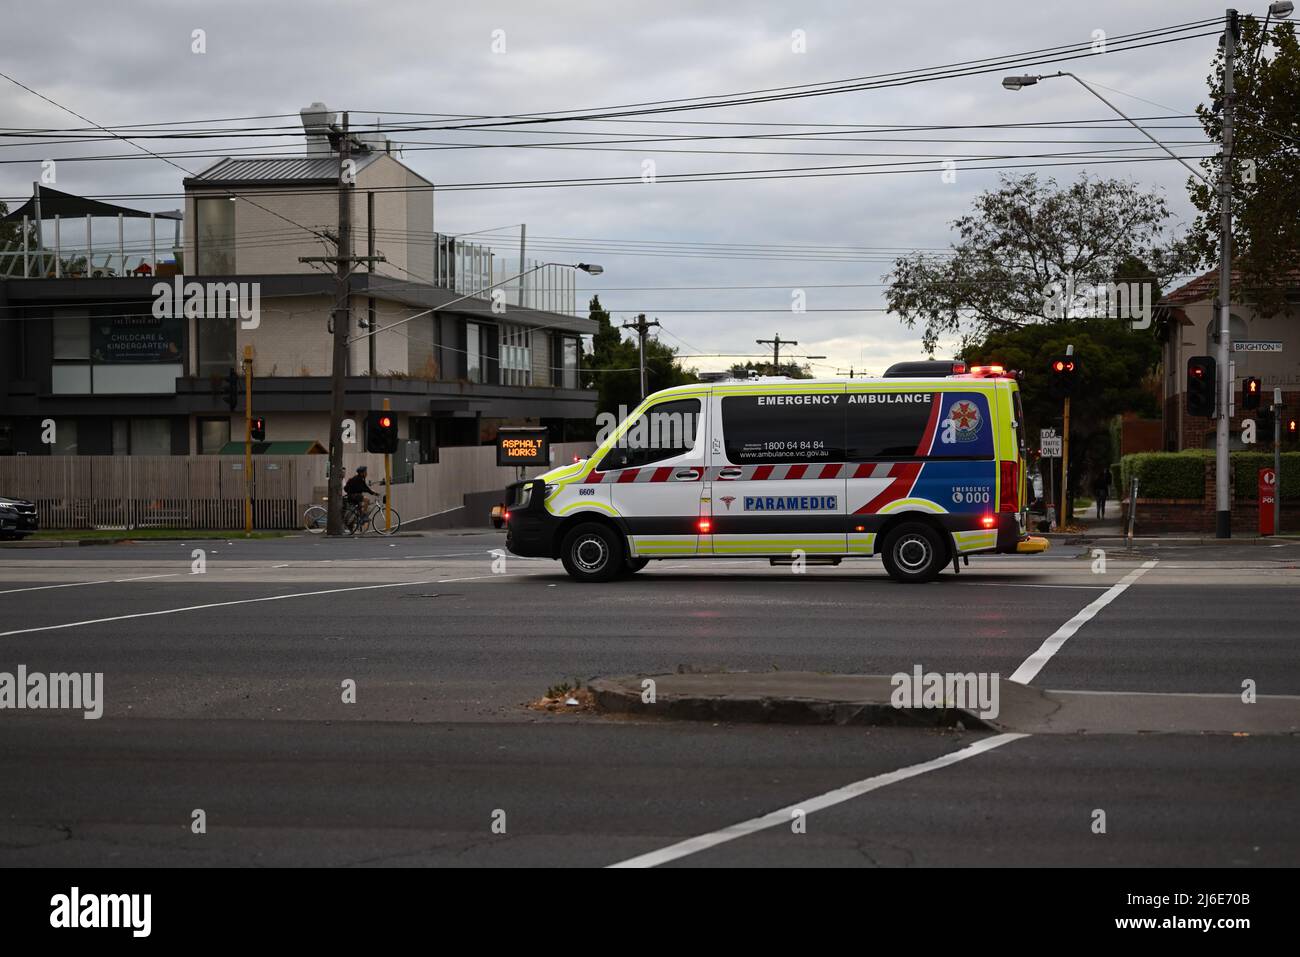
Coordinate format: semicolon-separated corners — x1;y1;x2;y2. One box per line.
1116;450;1300;500
1118;451;1208;500
1232;452;1300;500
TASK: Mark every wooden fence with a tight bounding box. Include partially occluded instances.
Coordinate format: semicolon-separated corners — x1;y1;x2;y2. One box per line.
0;441;595;530
0;456;315;530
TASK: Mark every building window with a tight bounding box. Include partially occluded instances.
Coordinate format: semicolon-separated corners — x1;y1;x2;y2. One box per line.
196;197;236;274
466;321;484;383
557;336;580;389
51;419;78;455
112;419;129;455
198;418;231;454
500;322;531;386
130;418;172;455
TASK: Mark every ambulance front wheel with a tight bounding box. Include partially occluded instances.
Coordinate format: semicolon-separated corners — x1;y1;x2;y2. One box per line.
880;522;946;583
560;522;627;582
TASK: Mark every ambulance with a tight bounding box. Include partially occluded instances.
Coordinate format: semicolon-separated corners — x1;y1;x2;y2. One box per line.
502;361;1048;583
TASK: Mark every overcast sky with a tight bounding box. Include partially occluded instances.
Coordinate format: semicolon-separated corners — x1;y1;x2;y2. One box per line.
2;0;1247;374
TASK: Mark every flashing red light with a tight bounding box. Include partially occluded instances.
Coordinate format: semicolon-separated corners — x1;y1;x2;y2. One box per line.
697;518;712;533
854;525;866;532
970;364;1006;377
981;514;998;529
952;361;967;374
379;415;393;428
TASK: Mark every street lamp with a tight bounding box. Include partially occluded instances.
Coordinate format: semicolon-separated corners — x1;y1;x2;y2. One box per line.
1001;71;1209;184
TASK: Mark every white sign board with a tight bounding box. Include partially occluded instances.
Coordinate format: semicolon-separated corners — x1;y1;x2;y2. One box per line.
1233;341;1283;353
1040;429;1062;457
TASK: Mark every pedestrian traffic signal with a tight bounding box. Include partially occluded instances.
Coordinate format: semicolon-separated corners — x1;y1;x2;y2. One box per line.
1242;376;1261;410
366;410;399;454
222;368;240;411
1186;356;1216;417
1048;355;1080;399
250;416;265;442
1289;417;1298;437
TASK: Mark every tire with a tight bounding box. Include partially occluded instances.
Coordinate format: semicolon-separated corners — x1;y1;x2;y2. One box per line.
559;522;626;583
880;521;947;583
372;507;402;536
303;505;328;534
623;556;650;576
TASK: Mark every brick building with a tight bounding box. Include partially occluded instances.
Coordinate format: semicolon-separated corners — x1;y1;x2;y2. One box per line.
1159;268;1299;451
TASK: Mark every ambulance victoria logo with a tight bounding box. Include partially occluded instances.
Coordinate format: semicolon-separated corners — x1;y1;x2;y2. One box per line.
947;399;981;442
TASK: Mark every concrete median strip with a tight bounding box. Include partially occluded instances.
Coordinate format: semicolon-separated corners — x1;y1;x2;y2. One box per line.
588;671;1300;735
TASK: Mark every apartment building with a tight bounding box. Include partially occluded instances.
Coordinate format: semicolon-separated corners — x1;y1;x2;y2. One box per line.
0;104;596;460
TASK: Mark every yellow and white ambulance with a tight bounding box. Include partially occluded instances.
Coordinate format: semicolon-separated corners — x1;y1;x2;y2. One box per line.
503;362;1048;582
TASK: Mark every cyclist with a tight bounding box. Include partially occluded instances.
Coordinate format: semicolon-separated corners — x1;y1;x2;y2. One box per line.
343;466;379;528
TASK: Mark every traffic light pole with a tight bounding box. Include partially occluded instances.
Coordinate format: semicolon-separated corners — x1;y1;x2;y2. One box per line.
1276;389;1283;535
383;397;392;533
1215;10;1238;539
1062;396;1071;526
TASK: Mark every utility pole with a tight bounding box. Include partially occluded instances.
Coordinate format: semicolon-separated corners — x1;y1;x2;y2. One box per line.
621;313;660;401
756;334;796;376
1215;9;1239;538
242;344;254;534
1274;387;1284;535
300;113;383;536
1062;344;1073;526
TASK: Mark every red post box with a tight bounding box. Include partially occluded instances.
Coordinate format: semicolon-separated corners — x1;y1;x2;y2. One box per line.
1259;467;1276;536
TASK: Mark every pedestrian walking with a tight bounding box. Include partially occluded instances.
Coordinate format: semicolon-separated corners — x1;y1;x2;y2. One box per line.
1092;471;1111;520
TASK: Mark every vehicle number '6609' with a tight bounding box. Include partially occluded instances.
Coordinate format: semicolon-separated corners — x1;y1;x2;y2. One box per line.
952;485;991;504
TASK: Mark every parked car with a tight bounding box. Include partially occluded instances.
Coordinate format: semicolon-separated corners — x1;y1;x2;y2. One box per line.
0;496;39;540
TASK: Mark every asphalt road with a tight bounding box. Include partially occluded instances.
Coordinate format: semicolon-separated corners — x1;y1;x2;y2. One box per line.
1;530;1297;867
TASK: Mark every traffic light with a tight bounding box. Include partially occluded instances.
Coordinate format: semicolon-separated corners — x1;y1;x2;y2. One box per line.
366;410;399;454
1242;376;1261;411
1048;355;1080;399
1186;356;1216;417
250;416;265;442
1289;416;1298;439
221;368;240;411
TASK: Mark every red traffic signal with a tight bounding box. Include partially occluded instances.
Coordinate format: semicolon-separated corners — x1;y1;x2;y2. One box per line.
1048;355;1080;399
366;410;399;454
1186;356;1216;417
250;416;266;442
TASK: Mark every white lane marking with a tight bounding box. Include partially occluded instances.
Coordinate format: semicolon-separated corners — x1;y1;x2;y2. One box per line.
973;582;1109;590
1009;560;1158;685
0;573;178;595
608;733;1028;869
0;580;435;638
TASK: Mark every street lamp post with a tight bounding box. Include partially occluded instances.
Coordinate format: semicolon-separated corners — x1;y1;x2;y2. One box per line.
1003;48;1246;534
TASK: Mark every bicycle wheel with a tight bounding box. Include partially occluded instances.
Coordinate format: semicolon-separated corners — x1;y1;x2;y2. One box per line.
371;506;402;536
303;505;328;534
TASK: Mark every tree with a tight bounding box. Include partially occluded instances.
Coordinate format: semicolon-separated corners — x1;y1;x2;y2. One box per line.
885;173;1189;354
1188;14;1300;317
581;296;696;419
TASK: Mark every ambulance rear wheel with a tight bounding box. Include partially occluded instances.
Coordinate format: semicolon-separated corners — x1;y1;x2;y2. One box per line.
881;522;945;583
560;522;626;582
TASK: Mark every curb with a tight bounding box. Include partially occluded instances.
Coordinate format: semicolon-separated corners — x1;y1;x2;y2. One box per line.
589;673;999;729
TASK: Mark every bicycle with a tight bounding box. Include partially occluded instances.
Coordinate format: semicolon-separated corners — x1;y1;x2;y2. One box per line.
302;495;400;536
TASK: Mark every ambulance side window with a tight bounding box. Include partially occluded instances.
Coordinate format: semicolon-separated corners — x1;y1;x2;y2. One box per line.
596;398;701;471
720;396;844;464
